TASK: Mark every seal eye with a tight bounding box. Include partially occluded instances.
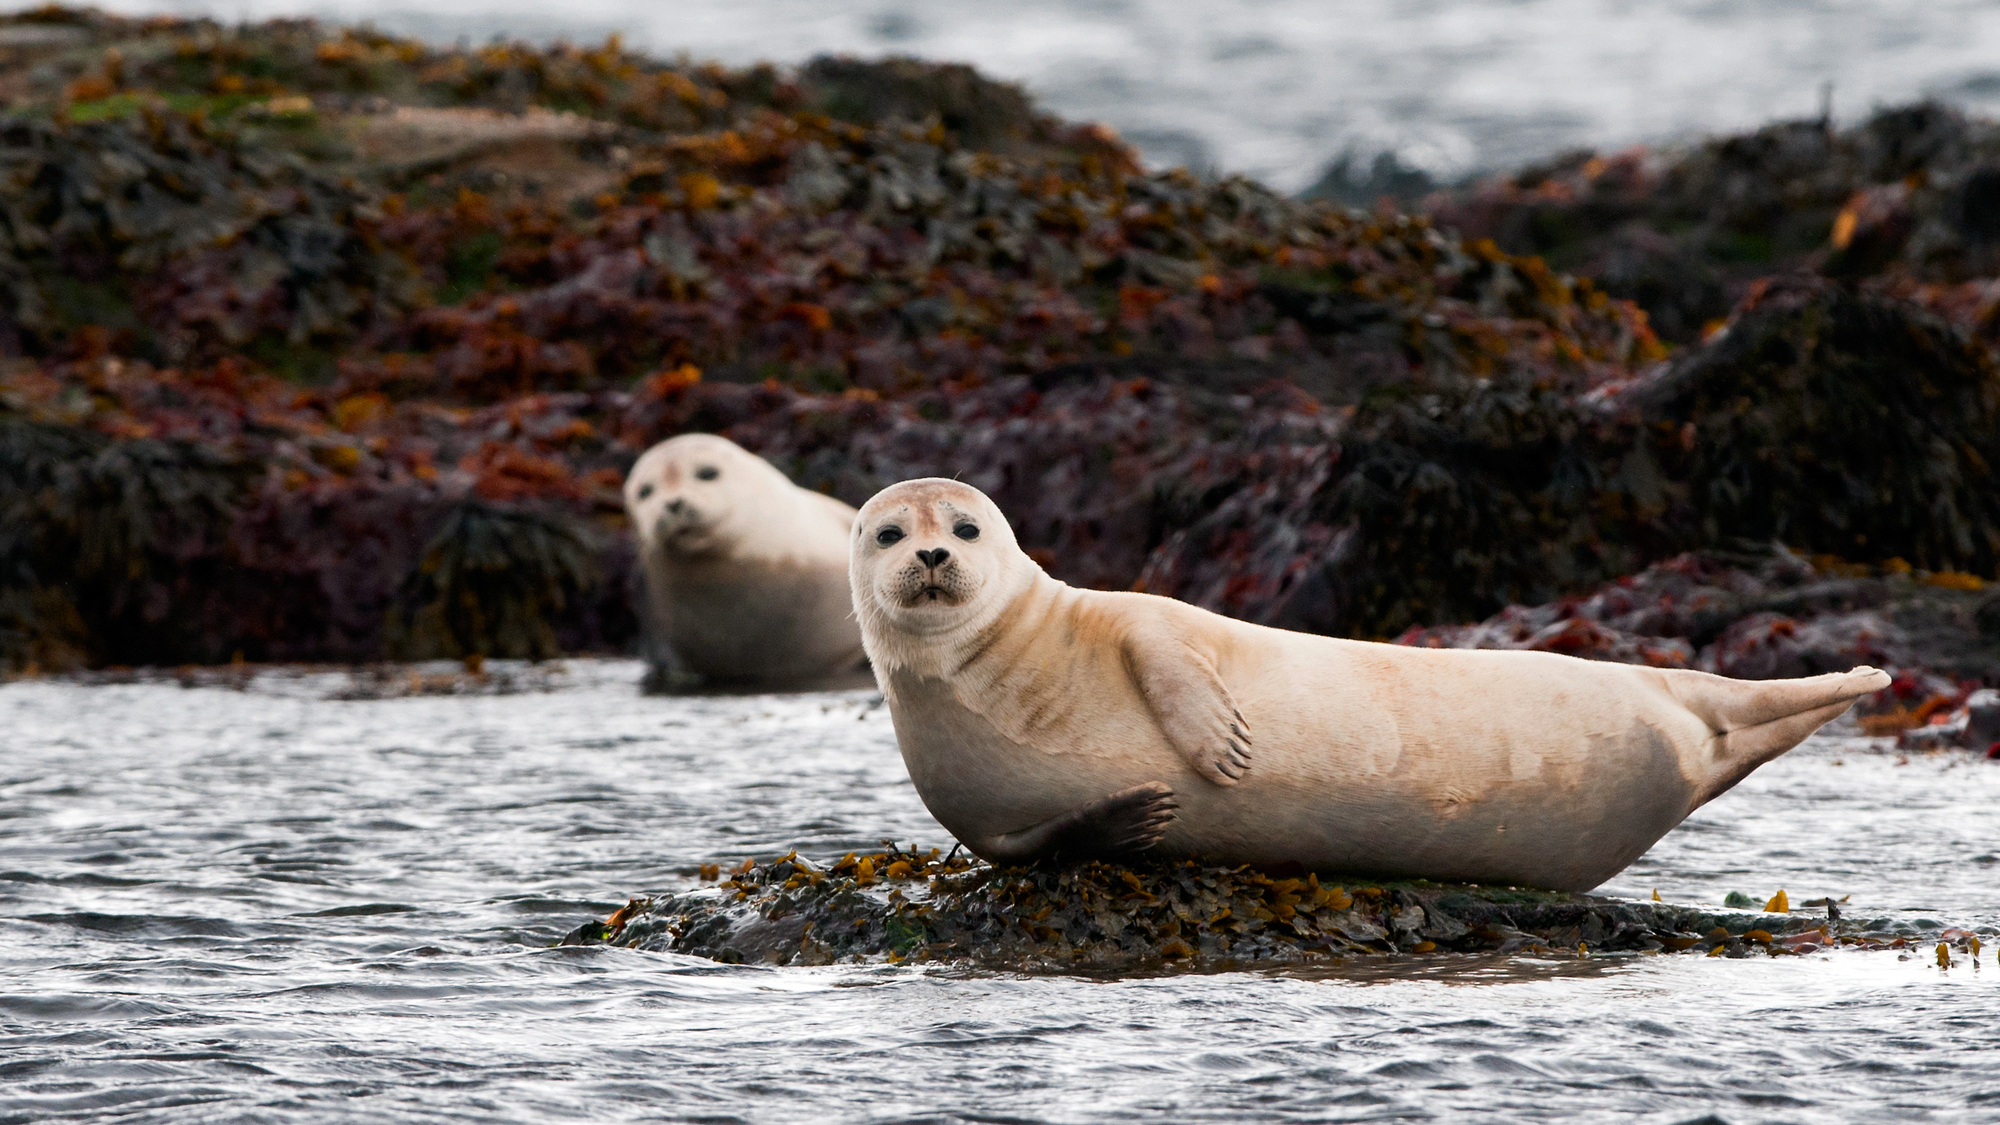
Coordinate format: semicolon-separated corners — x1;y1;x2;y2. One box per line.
637;484;654;500
695;466;719;481
875;526;904;547
954;522;979;541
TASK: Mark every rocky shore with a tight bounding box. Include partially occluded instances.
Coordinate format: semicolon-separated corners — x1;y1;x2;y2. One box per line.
556;848;1982;973
0;7;1994;709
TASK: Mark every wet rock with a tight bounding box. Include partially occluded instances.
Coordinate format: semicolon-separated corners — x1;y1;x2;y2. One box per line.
1977;593;2000;642
1611;275;2000;578
1578;226;1730;344
557;920;615;946
1967;689;2000;747
1299;150;1440;210
796;56;1104;162
0;417;246;667
1428;102;2000;332
1402;545;2000;686
3;9;1999;673
568;849;1939;973
386;499;598;663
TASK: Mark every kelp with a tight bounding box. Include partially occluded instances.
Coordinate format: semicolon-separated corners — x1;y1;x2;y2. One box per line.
0;415;245;666
1618;275;2000;574
0;384;624;669
558;848;1972;973
0;110;390;365
388;497;596;661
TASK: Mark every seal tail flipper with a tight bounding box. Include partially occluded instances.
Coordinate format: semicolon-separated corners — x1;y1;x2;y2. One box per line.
1665;666;1890;734
1662;665;1891;803
1715;697;1861;762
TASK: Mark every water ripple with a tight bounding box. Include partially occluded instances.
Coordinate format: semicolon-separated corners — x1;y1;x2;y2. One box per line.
2;660;1997;1123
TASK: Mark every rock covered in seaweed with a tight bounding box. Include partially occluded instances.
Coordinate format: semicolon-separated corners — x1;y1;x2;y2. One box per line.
1399;544;2000;746
1428;102;2000;343
1607;274;2000;577
2;8;1999;673
1440;104;2000;332
559;848;1969;972
0;9;1666;668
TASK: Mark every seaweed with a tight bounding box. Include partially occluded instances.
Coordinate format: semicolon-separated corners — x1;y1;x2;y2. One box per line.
0;7;1997;671
0;415;244;667
562;849;1969;973
1620;275;2000;575
1429;102;2000;341
388;498;596;661
1400;544;1999;692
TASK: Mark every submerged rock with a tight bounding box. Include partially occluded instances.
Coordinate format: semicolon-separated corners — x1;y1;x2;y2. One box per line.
557;849;1961;973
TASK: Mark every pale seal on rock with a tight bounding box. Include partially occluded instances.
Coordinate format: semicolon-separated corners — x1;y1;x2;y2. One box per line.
624;433;865;689
850;478;1891;891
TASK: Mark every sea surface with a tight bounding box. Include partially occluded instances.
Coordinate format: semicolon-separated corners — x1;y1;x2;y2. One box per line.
3;660;1997;1124
62;0;2000;192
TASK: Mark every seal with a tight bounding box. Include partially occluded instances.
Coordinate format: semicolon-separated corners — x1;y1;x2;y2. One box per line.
851;478;1892;891
624;433;865;688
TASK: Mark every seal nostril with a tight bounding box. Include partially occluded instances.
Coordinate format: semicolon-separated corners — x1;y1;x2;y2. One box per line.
917;548;950;568
667;498;685;514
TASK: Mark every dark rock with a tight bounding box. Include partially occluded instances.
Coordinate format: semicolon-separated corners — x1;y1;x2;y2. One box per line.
2;11;1998;675
797;56;1087;160
1402;545;2000;684
1977;593;2000;642
1429;100;2000;317
579;849;1933;974
1583;226;1731;343
1968;689;2000;745
386;499;598;662
557;920;613;946
1615;275;2000;578
1299;150;1440;209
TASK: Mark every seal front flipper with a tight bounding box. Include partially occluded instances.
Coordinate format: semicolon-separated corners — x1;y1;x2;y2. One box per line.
1122;623;1252;786
967;782;1179;865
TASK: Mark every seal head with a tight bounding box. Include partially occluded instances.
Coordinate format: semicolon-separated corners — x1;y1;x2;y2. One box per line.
852;479;1034;670
624;433;866;688
625;434;794;560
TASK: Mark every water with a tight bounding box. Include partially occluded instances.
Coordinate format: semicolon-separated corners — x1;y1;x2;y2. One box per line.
73;0;2000;191
4;660;1997;1124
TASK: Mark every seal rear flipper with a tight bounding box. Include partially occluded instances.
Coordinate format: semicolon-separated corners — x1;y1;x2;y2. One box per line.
1663;665;1890;734
1663;665;1893;805
967;782;1178;865
1122;624;1252;786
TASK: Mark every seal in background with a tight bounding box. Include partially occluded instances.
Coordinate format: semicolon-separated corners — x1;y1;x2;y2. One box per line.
625;433;865;690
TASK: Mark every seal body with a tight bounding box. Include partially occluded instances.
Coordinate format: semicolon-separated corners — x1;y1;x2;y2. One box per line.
624;434;864;687
850;478;1889;891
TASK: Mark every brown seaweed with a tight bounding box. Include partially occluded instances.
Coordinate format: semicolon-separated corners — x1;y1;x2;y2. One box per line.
558;849;1968;973
1;8;1998;673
